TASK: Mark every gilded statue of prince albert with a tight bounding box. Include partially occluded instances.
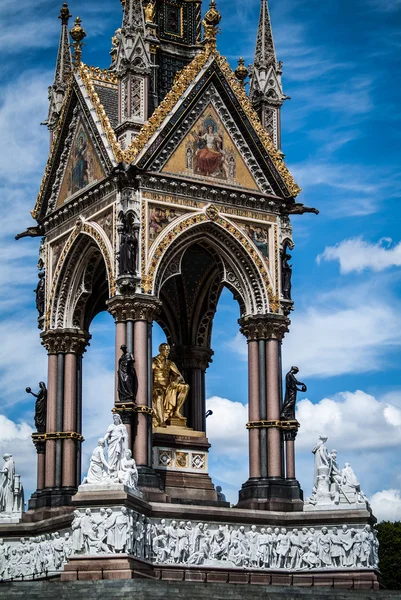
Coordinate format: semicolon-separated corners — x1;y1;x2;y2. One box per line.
152;343;189;428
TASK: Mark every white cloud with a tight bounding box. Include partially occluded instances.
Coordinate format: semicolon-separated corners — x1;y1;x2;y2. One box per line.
0;315;47;407
0;414;36;500
296;390;401;452
318;237;401;274
206;396;248;457
0;71;50;183
228;279;401;379
370;489;401;522
205;396;249;505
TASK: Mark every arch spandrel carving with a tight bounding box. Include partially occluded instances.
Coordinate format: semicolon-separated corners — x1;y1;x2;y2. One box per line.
143;204;279;315
47;219;116;330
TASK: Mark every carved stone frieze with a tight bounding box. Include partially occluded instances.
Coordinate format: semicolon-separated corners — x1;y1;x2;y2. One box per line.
0;506;379;581
107;294;161;323
239;314;290;341
41;328;91;354
140;174;280;214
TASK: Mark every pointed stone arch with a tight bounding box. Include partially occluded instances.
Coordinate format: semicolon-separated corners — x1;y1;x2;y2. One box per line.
49;220;115;330
147;206;277;317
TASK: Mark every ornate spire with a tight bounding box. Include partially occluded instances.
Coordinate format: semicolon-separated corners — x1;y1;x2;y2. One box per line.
44;3;73;132
250;0;287;149
114;0;154;145
254;0;276;69
121;0;144;31
202;0;221;52
70;17;87;68
114;0;149;73
235;57;249;87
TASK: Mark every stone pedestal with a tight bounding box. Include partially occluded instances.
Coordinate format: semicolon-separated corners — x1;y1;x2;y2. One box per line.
152;429;220;504
61;554;153;581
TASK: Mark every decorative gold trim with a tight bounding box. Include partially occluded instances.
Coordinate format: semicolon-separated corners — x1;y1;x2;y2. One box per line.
124;48;300;198
124;50;212;163
32;40;300;223
143;205;279;311
215;54;301;198
32;431;84;442
86;66;118;85
246;419;300;430
32;79;74;220
280;419;300;430
135;405;154;416
78;64;123;163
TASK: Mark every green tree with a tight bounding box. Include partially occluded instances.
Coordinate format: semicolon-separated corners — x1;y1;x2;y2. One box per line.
376;521;401;589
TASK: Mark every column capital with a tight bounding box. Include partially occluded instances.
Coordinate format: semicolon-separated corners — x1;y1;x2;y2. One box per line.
107;294;161;323
170;345;214;371
40;329;91;354
238;314;290;341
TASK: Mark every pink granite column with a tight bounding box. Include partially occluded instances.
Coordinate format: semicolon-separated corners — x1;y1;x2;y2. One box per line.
266;338;282;478
285;434;296;479
248;339;261;479
62;352;77;488
36;449;45;491
134;319;148;466
45;353;58;488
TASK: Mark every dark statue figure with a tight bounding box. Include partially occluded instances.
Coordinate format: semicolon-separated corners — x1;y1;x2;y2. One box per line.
26;382;47;433
287;203;319;215
118;345;135;402
118;211;138;275
281;249;292;300
34;271;46;318
281;366;307;420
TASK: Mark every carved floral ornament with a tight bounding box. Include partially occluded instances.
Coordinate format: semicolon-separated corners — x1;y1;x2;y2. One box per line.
142;204;279;312
46;218;116;329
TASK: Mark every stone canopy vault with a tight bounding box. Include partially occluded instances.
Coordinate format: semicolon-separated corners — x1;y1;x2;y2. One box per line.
5;0;379;591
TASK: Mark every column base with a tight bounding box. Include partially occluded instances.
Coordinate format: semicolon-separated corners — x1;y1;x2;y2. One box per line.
237;477;303;511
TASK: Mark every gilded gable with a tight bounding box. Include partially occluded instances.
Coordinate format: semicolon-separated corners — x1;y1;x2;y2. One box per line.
162;105;259;192
57;118;106;209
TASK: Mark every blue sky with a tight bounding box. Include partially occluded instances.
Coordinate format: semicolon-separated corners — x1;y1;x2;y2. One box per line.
0;0;401;519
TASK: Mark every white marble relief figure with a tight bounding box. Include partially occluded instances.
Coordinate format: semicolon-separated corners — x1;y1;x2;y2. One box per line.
104;414;128;475
82;439;110;484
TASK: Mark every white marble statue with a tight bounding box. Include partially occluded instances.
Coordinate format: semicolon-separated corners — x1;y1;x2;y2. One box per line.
306;437;369;511
82;439;110;484
118;449;138;491
0;454;23;520
311;436;329;488
104;414;128;475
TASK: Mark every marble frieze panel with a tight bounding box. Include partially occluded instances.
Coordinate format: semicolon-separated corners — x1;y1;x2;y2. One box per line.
0;506;379;581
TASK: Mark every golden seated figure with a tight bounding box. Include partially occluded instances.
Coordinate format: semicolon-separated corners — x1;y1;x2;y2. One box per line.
152;343;189;428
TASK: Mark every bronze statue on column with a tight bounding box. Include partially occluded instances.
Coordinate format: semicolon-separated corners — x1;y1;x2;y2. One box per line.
281;366;307;420
152;343;189;427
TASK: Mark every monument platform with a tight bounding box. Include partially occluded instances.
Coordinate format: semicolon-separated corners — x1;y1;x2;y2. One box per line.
1;579;393;599
0;491;379;588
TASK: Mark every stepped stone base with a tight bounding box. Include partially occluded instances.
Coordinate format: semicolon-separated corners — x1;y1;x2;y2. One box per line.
0;580;394;600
